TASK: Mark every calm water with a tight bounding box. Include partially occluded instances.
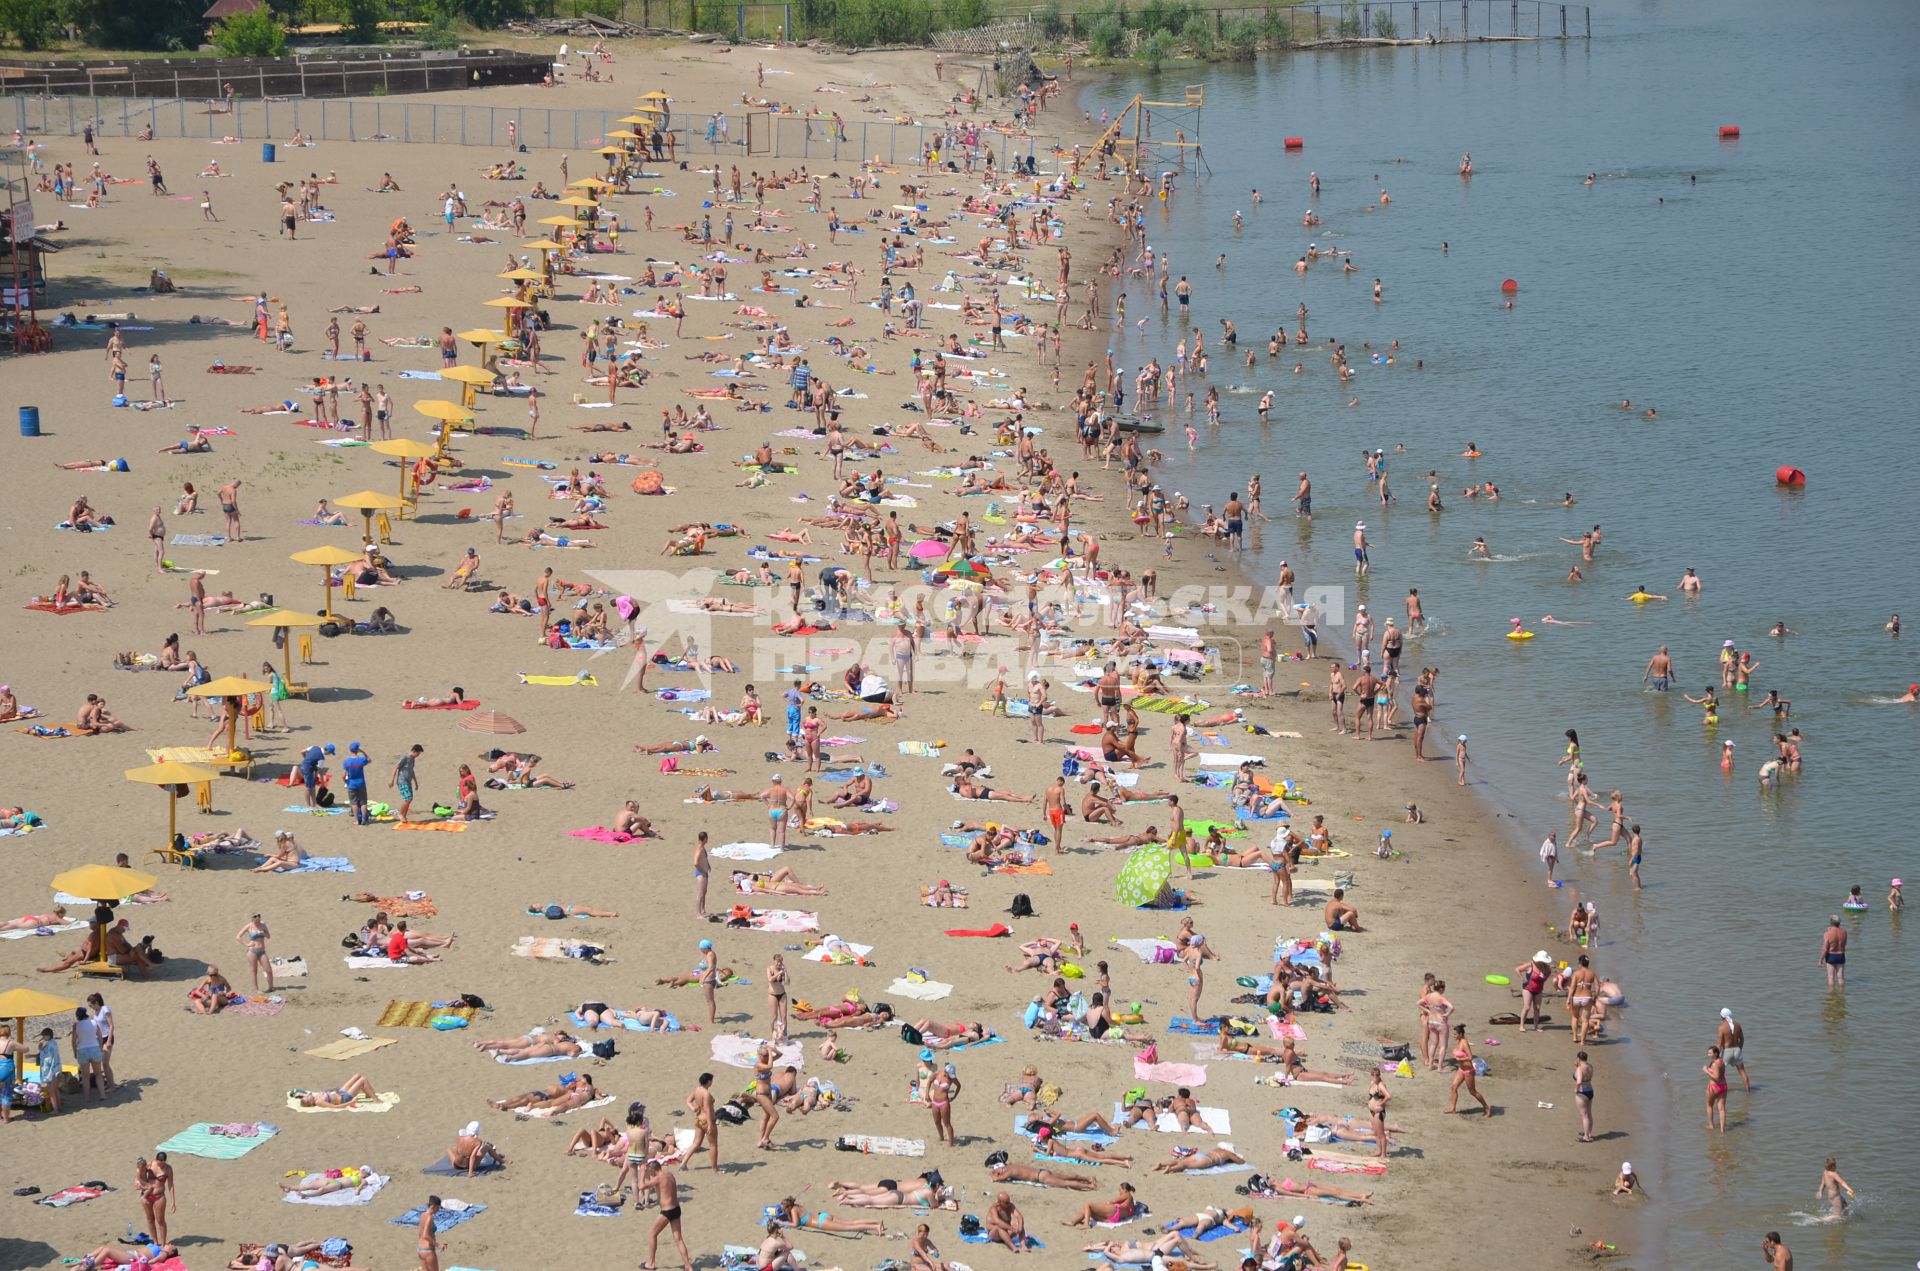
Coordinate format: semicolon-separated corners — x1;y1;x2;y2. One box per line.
1095;2;1920;1262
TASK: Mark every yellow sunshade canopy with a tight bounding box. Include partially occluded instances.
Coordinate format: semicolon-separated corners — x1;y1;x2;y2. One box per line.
520;239;565;252
188;675;273;698
245;608;328;628
125;760;224;786
456;328;504;345
52;864;158;901
333;490;409;512
536;215;578;228
499;267;545;282
0;987;78;1021
413;400;474;422
290;545;363;567
371;437;441;458
483;297;534;310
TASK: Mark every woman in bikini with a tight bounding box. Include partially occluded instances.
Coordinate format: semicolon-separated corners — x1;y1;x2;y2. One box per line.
1445;1025;1491;1117
292;1072;377;1108
1418;979;1453;1071
775;1196;887;1236
1152;1146;1246;1174
766;953;791;1037
416;1196;441;1271
1567;954;1600;1044
1060;1181;1141;1225
752;1040;782;1148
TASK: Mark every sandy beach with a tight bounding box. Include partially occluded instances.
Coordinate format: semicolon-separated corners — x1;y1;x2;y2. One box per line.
1;40;1636;1271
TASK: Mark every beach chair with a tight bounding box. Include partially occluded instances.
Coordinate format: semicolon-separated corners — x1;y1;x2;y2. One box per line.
150;835;201;869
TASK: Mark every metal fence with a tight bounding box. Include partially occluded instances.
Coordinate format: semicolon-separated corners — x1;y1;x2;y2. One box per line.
10;94;1063;167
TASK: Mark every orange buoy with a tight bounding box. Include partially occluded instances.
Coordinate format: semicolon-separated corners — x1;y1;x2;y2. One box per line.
1718;125;1740;139
1774;465;1806;486
1500;279;1518;293
1283;137;1304;150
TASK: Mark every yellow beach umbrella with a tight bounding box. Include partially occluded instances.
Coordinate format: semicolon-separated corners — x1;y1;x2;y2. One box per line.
616;115;649;125
371;436;442;506
569;177;616;191
603;130;640;142
413;399;473;423
641;90;669;100
245;608;327;684
536;214;577;229
125;760;224;858
484;295;533;338
595;145;624;157
520;238;565;251
290;544;364;617
334;489;409;540
50;865;159;977
500;267;544;282
0;986;78;1046
633;104;666;115
556;196;600;212
436;364;498;412
187;675;274;762
52;864;158;902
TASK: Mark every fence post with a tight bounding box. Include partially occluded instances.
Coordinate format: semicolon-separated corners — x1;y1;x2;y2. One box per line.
460;105;467;146
1461;0;1468;36
1510;0;1517;33
1412;2;1419;33
1585;5;1590;36
1362;2;1369;33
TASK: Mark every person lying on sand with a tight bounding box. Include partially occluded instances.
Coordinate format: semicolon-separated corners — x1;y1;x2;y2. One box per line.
0;905;69;932
292;1073;377;1107
732;866;828;896
280;1165;379;1198
575;1002;671;1031
915;1019;996;1049
527;902;618;918
1082;1233;1215;1268
953;776;1031;803
988;1162;1095;1191
793;999;893;1027
1152;1145;1247;1174
489;1072;595;1113
831;1177;956;1208
656;966;738;988
476;1031;582;1062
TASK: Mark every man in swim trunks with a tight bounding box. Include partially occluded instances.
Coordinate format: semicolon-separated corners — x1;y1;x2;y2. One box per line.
1642;644;1674;691
1820;915;1847;987
1042;776;1069;851
1715;1007;1751;1093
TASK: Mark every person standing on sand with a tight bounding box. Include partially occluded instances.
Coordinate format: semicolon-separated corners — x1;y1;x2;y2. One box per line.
186;570;208;636
1572;1050;1595;1142
761;774;792;849
1820;915;1847;987
390;743;422;823
642;1159;692;1270
416;1195;441;1271
1454;734;1472;785
696;939;719;1026
686;1071;720;1172
217;477;242;542
692;830;710;918
1716;1007;1751;1094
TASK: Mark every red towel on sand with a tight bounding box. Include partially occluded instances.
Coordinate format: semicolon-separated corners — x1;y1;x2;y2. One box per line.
944;922;1012;938
401;699;482;710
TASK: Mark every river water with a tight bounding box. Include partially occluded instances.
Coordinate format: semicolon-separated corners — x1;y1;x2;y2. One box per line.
1093;0;1920;1261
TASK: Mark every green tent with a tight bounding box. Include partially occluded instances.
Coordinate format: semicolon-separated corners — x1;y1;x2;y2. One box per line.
1114;843;1172;907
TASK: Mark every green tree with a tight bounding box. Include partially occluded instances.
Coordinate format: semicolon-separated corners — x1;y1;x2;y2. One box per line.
1136;26;1173;68
0;0;58;51
67;0;202;48
340;0;387;41
212;6;289;54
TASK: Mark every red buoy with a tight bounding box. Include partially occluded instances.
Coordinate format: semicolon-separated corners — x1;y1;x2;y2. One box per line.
1283;137;1304;150
1774;465;1806;486
1718;125;1741;139
1500;278;1518;293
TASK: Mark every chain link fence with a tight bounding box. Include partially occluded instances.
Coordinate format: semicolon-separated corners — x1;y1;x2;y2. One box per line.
12;95;1062;167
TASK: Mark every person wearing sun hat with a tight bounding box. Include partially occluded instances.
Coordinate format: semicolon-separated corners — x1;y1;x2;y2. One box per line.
1891;879;1905;911
1715;1007;1750;1093
1353;519;1371;575
697;938;720;1026
1454;733;1471;785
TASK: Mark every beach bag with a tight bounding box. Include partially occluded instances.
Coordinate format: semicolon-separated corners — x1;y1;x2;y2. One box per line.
460;993;487;1009
315;787;336;808
591;1039;617;1059
899;1023;924;1045
983;1150;1008;1169
1151;944;1178;964
1008;893;1034;918
958;1214;982;1237
659;755;679;773
1379;1043;1412;1064
715;1099;750;1125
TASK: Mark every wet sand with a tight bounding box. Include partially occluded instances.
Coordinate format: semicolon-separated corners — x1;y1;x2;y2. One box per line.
1;42;1630;1271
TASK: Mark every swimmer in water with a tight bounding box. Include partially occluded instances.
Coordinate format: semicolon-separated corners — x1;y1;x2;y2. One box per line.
1540;616;1589;626
1562;492;1576;506
1886;613;1901;636
1460;442;1482;458
1815;1156;1854;1221
1627;586;1668;603
1843;884;1866;909
1890;879;1904;911
1768;620;1797;637
1896;684;1920;704
1468;537;1490;559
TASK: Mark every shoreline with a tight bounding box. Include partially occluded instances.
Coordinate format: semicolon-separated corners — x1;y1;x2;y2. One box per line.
1;42;1634;1271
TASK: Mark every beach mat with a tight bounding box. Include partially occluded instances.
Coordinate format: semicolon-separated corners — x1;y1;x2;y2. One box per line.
154;1122;280;1159
307;1035;398;1061
287;1090;400;1114
377;1000;476;1029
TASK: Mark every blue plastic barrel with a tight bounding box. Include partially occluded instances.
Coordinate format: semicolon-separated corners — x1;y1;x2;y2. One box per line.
262;142;276;163
19;406;40;437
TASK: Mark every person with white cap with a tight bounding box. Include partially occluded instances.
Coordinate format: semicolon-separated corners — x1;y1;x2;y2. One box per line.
1611;1161;1643;1196
1455;733;1472;786
758;772;792;849
1716;1007;1750;1092
443;1120;506;1178
1352;520;1370;576
1514;951;1552;1031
